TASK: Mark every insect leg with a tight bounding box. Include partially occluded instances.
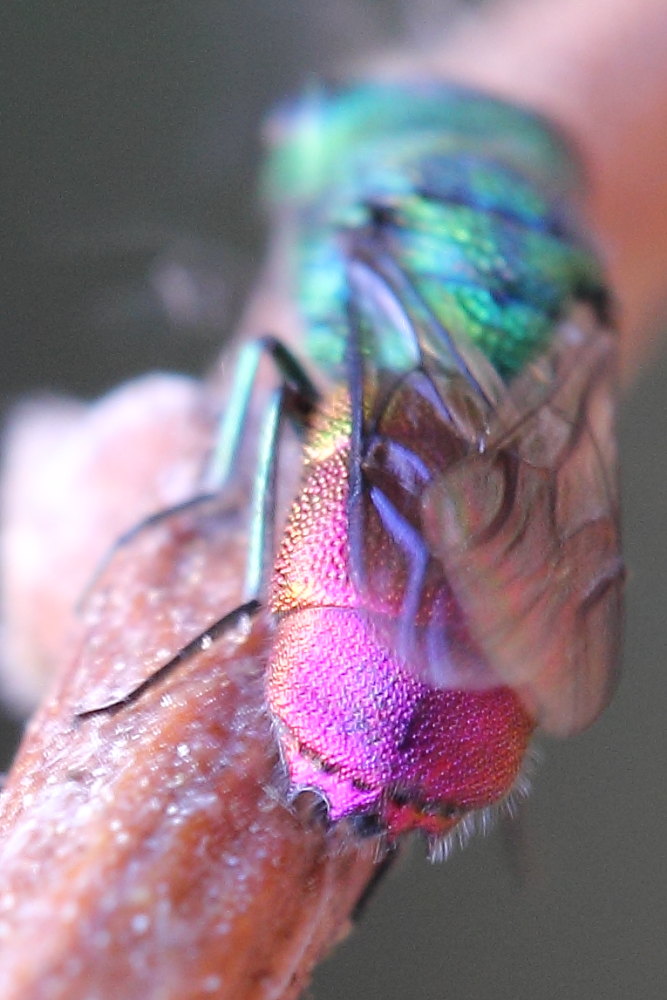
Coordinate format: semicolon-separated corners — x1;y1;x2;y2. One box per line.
203;335;319;492
203;336;321;606
76;493;222;611
75;598;261;718
75;339;318;719
78;336;319;610
243;381;286;602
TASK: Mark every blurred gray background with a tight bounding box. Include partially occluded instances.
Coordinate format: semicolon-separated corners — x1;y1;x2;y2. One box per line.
1;2;665;998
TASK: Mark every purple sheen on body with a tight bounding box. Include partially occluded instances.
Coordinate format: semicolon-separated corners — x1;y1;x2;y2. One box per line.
268;605;533;837
267;390;535;839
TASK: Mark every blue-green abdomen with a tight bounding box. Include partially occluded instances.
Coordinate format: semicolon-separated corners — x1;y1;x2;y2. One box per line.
262;82;606;379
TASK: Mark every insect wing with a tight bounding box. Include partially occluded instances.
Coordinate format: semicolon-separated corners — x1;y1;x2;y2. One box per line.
421;306;623;736
344;254;506;691
346;258;621;736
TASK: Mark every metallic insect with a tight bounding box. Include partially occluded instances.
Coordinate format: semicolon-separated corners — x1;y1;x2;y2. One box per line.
81;81;623;855
259;82;622;849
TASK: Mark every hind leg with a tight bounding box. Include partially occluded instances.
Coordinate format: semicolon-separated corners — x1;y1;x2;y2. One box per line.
76;338;319;718
78;337;319;609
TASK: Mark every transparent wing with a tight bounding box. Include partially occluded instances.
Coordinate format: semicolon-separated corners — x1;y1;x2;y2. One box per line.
347;258;622;737
420;312;622;736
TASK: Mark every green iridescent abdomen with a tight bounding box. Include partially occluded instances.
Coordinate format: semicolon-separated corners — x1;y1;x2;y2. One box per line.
263;82;606;379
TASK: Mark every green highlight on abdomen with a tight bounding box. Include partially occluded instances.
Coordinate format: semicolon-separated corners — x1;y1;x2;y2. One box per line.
262;80;606;380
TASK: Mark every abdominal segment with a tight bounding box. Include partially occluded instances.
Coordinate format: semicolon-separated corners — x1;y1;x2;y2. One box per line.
267;605;533;838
